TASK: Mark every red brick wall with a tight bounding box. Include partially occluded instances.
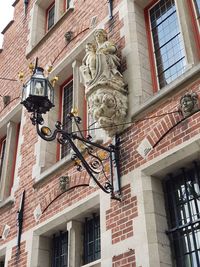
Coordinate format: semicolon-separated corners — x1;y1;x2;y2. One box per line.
106;185;137;244
112;249;136;267
7;242;27;267
0;0;200;266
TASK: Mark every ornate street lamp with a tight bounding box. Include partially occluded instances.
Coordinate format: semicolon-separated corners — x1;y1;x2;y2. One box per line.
21;59;54;116
21;59;121;201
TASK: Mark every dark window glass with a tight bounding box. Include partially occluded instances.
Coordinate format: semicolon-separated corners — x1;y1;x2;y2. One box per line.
0;261;4;267
194;0;200;18
164;163;200;267
52;231;68;267
149;0;186;88
61;81;73;158
47;4;55;31
84;215;101;264
0;138;6;182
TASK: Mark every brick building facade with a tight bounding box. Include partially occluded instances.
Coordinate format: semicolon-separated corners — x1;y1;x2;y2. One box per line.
0;0;200;266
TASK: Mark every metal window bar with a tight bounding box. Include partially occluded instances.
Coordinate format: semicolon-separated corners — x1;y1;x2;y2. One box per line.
0;139;6;182
52;231;68;267
61;81;73;158
164;163;200;267
84;214;101;264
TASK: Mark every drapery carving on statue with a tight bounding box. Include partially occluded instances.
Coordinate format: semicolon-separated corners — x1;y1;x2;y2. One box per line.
88;89;127;137
80;29;125;92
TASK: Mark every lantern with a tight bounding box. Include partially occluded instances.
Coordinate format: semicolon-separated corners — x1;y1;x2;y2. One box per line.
21;67;54;114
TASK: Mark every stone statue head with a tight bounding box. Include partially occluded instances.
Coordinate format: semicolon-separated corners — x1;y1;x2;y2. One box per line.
59;176;70;192
94;29;107;43
89;89;127;137
85;42;96;52
180;92;199;118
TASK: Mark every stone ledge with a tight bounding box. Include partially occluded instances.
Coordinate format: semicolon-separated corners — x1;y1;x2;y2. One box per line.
33;155;71;188
131;63;200;121
0;196;14;210
1;20;14;35
81;259;101;267
26;7;74;57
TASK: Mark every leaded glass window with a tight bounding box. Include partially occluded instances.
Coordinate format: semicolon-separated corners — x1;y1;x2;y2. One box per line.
149;0;186;88
52;231;68;267
47;3;55;31
84;215;101;264
164;162;200;266
61;81;73;158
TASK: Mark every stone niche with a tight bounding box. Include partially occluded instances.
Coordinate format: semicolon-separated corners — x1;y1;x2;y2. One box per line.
80;29;128;137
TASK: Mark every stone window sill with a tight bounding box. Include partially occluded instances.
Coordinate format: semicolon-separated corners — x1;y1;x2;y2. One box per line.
26;7;74;57
132;63;200;121
0;196;14;210
33;154;71;187
81;259;101;267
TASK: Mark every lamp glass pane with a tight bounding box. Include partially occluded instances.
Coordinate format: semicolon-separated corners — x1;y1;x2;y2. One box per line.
33;80;45;96
22;81;31;101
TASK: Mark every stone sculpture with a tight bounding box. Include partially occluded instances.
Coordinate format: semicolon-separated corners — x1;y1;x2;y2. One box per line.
180;92;199;118
80;29;128;137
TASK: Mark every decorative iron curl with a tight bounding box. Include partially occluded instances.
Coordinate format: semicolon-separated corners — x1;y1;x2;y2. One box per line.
31;112;121;201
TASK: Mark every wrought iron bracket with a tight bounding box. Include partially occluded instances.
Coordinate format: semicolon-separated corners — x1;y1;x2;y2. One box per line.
31;112;121;201
16;190;25;255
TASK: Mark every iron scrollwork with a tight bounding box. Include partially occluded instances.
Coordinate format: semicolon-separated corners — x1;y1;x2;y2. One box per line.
31;111;121;201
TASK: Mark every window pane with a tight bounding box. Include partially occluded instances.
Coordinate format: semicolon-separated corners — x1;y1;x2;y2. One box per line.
61;81;73;158
164;165;200;267
149;0;186;88
47;4;55;31
52;232;68;267
84;215;101;264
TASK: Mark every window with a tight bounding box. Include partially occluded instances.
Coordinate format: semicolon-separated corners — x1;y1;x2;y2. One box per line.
194;0;200;18
61;80;73;158
0;121;20;201
146;0;186;89
27;0;74;53
0;261;4;267
52;231;68;267
164;163;200;266
46;2;55;31
84;215;101;264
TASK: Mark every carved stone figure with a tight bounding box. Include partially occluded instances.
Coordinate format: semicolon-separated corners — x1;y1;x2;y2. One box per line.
180;92;199;118
80;43;96;82
80;29;128;137
88;89;127;137
59;176;70;192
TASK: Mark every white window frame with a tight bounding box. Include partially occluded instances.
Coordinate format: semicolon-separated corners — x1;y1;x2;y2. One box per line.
29;193;101;267
26;0;74;53
0;105;22;203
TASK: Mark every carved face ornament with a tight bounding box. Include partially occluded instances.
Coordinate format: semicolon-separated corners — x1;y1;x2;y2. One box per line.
181;96;195;113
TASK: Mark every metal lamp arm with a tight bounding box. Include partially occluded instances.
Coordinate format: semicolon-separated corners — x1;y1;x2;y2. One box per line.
62;132;112;194
36;123;60;142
